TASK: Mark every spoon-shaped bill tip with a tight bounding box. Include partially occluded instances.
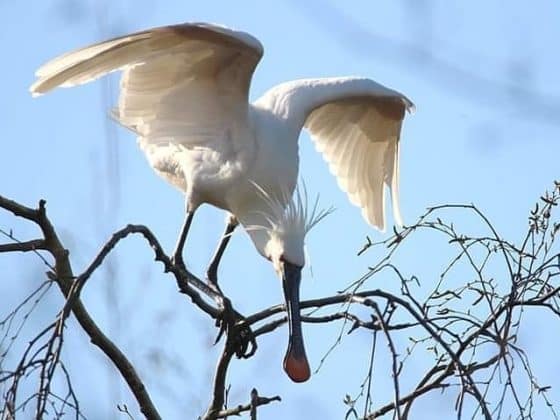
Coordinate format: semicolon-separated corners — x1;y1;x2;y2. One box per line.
281;261;310;382
283;351;310;383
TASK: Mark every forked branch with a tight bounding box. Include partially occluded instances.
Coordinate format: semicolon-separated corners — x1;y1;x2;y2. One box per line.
2;180;560;419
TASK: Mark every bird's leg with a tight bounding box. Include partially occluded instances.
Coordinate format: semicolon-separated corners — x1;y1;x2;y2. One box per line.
172;210;195;268
206;215;239;294
206;216;255;358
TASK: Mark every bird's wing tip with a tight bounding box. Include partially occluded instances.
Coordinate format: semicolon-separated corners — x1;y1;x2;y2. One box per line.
403;98;416;115
29;86;42;98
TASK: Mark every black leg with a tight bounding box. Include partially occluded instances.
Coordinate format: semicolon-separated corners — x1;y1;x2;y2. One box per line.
172;210;195;268
206;216;256;358
206;216;238;291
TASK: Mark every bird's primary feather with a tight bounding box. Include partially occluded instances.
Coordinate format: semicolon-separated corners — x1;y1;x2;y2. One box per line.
31;23;263;97
306;96;407;229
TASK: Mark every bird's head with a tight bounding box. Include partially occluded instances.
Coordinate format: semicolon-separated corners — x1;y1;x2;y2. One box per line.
247;183;332;382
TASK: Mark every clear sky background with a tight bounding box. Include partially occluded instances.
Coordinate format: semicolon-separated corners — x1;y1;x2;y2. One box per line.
1;1;559;419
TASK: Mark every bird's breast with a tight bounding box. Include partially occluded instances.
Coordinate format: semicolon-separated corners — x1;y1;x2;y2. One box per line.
137;129;255;208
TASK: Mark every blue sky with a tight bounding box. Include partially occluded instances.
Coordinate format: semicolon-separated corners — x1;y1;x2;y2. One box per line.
1;1;560;419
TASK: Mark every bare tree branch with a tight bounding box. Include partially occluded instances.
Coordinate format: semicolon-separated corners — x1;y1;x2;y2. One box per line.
2;180;560;419
0;196;161;420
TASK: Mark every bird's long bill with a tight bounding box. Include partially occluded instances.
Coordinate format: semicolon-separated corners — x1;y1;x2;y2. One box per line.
281;262;310;383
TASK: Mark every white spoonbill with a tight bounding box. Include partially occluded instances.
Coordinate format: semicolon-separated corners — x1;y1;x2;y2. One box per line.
30;22;413;383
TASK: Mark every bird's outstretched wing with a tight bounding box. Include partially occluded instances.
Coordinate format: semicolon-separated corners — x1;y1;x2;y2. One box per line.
30;23;263;146
258;77;413;230
306;92;412;230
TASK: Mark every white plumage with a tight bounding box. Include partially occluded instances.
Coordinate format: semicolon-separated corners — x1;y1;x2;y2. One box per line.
30;22;413;383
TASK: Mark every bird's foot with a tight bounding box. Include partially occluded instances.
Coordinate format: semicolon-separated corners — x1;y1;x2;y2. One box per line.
214;296;256;359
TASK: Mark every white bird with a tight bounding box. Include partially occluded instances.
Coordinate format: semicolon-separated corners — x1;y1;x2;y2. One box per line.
30;22;413;383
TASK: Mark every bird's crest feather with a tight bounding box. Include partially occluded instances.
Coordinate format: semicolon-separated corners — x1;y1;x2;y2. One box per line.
249;181;333;237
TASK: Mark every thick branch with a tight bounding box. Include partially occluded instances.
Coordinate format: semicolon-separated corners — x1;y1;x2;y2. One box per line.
202;341;235;420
